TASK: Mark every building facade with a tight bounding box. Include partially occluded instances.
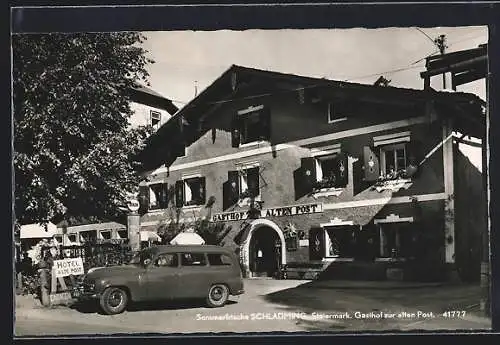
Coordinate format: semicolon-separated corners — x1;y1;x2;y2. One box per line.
59;222;128;246
136;65;486;281
128;84;179;131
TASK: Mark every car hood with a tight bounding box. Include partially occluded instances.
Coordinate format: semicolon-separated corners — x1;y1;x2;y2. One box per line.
85;264;142;280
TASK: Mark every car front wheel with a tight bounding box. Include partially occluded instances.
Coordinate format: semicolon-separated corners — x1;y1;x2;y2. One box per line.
99;287;128;315
206;284;229;308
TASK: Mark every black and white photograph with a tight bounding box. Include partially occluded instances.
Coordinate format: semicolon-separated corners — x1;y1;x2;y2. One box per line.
13;23;493;336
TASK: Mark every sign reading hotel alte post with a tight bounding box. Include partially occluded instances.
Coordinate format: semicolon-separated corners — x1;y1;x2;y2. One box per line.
212;203;323;222
53;257;85;278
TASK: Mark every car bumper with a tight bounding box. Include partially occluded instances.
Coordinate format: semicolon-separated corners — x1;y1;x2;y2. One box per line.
72;288;101;300
232;288;245;295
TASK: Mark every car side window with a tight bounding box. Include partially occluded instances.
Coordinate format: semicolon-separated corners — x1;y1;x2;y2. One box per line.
155;253;178;267
207;254;232;266
180;253;207;266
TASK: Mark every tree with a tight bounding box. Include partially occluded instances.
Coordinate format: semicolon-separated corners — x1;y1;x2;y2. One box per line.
13;32;153;225
156;196;232;246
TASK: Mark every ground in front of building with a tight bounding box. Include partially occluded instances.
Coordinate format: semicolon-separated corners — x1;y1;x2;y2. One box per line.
14;279;490;336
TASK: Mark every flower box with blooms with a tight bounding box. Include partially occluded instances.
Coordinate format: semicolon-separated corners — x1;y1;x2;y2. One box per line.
312;179;337;190
378;164;418;182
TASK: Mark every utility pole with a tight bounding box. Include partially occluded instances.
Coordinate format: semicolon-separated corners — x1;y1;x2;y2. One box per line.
481;64;491;318
434;34;448;89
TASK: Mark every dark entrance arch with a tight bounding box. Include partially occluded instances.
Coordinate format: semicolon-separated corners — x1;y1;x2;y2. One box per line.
249;226;281;277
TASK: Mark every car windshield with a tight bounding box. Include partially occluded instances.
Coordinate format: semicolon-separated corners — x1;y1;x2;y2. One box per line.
129;250;153;266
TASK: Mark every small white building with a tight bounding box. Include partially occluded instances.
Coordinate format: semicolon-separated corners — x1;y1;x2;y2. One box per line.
128;84;179;131
20;222;62;251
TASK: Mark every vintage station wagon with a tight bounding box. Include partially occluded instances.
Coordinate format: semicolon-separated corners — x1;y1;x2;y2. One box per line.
77;245;245;315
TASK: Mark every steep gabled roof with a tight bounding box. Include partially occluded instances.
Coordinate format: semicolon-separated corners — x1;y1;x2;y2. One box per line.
135;65;485;173
129;83;179;115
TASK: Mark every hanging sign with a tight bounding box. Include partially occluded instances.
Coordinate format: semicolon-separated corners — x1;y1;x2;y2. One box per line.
126;192;140;212
212;203;323;222
53;257;84;278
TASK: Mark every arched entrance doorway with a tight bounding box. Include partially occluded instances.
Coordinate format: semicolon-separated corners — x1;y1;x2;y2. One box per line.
249;226;280;277
240;219;286;278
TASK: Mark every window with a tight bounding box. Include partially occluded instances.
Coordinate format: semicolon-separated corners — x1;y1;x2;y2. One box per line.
180;253;207;266
129;250;153;265
175;177;206;208
232;105;271;147
313;153;348;189
100;231;111;240
155;253;178;267
242;111;262;144
80;231;97;243
378;224;416;259
327;103;348;124
148;183;168;210
117;230;128;239
180;176;206;207
207;254;232;266
325;226;356;258
380;143;407;178
239;166;260;199
67;234;77;244
150;110;161;130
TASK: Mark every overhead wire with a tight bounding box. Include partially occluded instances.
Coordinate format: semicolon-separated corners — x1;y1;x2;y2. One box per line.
159;30;487;108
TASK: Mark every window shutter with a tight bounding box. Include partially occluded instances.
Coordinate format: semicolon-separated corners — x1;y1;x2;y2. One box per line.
247;167;260;197
363;146;380;182
199;177;206;205
335;152;349;187
231;113;241;148
223;170;240;210
407;139;423;165
138;185;150;214
260;107;271;142
160;183;169;208
406;140;422;178
175;180;184;208
293;157;316;200
301;157;316;192
309;227;325;260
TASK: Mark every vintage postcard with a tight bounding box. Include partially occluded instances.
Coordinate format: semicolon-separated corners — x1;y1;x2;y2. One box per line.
12;8;492;335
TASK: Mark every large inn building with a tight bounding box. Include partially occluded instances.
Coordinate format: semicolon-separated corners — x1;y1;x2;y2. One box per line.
135;65;486;281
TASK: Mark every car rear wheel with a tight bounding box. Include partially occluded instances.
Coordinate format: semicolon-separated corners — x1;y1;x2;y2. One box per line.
206;284;229;308
99;287;128;315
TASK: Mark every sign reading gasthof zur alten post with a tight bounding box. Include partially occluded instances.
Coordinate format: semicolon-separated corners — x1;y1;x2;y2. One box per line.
53;257;84;278
212;203;323;222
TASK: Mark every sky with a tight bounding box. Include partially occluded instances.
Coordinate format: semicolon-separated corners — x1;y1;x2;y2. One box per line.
140;26;488;109
140;27;487;171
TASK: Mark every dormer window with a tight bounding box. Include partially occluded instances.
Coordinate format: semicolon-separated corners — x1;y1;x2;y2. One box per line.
150;110;161;130
327;103;348;124
231;105;271;147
